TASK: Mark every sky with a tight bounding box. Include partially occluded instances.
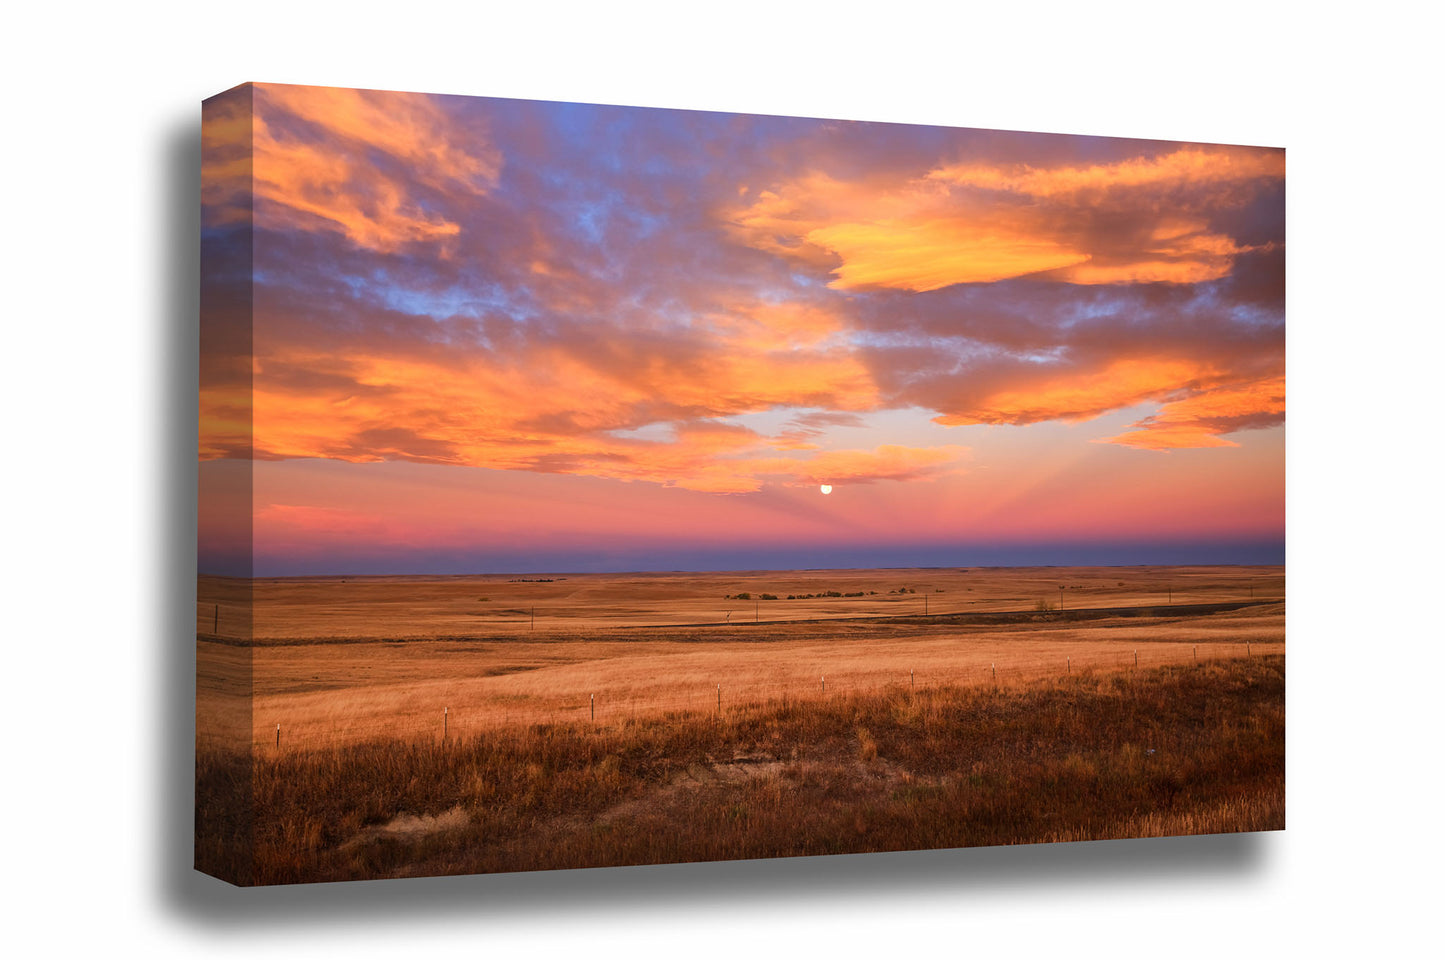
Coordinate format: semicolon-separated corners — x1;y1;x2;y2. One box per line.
199;83;1284;576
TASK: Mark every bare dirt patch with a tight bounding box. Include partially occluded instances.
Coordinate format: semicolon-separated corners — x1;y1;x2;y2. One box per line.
342;805;470;849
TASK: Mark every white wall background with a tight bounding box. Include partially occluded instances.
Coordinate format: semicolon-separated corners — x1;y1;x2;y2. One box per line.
2;2;1439;956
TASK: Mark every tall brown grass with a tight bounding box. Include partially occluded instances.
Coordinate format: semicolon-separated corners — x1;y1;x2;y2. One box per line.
229;630;1283;751
197;656;1284;885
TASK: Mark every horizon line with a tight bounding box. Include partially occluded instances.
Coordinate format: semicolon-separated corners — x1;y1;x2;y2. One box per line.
197;560;1287;581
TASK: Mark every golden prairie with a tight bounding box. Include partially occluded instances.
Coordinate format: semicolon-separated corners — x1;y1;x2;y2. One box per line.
197;564;1283;751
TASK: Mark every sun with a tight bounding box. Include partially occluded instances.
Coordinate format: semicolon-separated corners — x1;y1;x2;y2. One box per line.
820;484;832;495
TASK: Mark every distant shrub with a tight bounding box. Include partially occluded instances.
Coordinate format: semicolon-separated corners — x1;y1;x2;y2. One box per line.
733;592;752;600
1034;599;1055;612
760;593;778;601
824;591;842;598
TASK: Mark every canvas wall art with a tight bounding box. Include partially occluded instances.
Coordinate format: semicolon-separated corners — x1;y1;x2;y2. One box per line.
196;82;1284;886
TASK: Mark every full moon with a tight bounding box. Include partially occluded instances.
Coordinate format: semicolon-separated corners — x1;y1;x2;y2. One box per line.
820;484;832;495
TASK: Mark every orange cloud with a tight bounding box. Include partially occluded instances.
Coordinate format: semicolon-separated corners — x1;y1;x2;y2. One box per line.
251;120;463;251
927;145;1284;198
200;91;253;230
198;386;255;460
922;355;1283;450
1105;425;1242;450
806;219;1090;291
258;84;501;191
227;296;982;494
1102;376;1286;450
217;295;905;494
931;358;1215;427
200;85;258;464
727;145;1283;291
206;83;503;253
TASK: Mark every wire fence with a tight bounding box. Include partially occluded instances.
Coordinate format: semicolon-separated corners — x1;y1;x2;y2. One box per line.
197;641;1281;754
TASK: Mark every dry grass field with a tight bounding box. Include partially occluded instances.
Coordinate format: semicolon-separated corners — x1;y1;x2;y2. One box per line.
195;565;1284;884
199;564;1282;640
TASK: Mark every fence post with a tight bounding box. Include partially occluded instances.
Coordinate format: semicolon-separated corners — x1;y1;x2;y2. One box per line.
444;706;448;740
821;675;826;695
275;723;280;749
1067;656;1071;674
991;662;996;682
1134;650;1138;668
910;669;914;690
591;693;595;721
717;683;721;714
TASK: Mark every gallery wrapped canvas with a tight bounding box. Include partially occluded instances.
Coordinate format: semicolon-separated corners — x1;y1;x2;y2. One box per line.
197;83;1284;886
